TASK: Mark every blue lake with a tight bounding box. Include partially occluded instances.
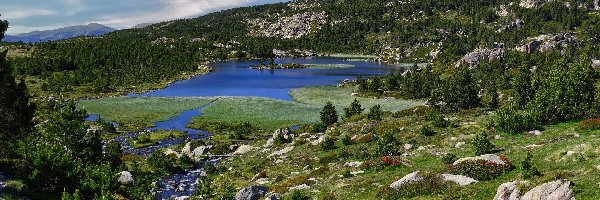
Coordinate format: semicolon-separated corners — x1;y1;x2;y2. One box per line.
136;57;407;100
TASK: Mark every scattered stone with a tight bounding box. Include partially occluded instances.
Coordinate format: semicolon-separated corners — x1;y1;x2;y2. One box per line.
521;180;574;200
389;171;423;190
269;146;295;158
264;193;282;200
404;144;413;150
528;130;542;136
523;144;543;150
175;196;190;200
275;160;284;164
494;181;528;200
311;135;326;146
233;145;253;155
251;172;267;182
455;142;466;148
117;171;134;184
289;184;311;191
495;135;502;140
453;154;509;166
351;170;365;176
417;146;426;151
344;161;363;168
573;133;580;138
565;151;576;157
439;174;478;186
450;137;458;141
235;185;268;200
256;178;271;185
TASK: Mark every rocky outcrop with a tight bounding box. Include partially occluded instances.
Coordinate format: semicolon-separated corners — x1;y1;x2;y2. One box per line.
516;33;576;54
457;44;504;67
247;11;327;39
117;171;134;184
268;146;294;158
519;0;554;8
192;146;212;157
494;180;574;200
235;185;269;200
391;171;477;190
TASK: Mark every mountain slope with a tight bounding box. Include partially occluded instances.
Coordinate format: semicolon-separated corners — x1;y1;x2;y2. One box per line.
4;23;115;43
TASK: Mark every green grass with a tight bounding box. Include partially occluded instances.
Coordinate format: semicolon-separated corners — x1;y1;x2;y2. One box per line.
78;96;215;131
188;97;321;132
290;86;424;112
127;130;187;149
207;107;600;199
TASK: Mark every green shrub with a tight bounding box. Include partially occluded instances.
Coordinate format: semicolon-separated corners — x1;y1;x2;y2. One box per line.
471;132;495;155
367;105;384;121
521;152;541;179
379;171;456;199
341;134;353;146
441;153;458;165
375;131;399;156
274;133;291;146
321;136;336;151
495;105;542;134
426;111;449;128
342;169;352;178
311;122;327;133
420;125;436;136
451;156;512;180
344;98;364;119
287;190;310;200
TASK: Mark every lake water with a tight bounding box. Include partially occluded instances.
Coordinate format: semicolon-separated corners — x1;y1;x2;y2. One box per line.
136;57;406;100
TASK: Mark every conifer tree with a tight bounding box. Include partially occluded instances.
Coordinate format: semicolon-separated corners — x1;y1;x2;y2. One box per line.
320;101;338;126
343;98;364;119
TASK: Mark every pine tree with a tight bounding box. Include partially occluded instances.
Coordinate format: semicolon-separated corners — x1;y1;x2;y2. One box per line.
320;102;338;126
343;98;364;119
0;18;35;157
367;105;383;121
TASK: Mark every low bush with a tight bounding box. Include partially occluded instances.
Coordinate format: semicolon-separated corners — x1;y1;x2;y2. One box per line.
379;171;456;199
520;152;541;179
286;190;310;200
451;156;512;180
340;134;353;146
441;153;458;165
321;136;337;150
576;118;600;130
420;125;436;136
375;131;400;156
471;132;495;155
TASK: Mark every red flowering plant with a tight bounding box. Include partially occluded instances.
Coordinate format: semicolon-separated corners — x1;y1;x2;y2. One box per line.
381;156;411;167
577;118;600;130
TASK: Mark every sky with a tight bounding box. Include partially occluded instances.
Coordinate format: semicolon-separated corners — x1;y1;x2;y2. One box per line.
1;0;287;35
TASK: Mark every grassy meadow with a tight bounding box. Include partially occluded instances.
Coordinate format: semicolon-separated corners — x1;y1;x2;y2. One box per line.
290;86;424;112
78;96;215;130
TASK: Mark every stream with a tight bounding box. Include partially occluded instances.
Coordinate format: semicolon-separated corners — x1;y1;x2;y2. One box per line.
89;58;411;199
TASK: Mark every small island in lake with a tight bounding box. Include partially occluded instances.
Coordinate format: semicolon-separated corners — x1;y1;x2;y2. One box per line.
249;63;354;70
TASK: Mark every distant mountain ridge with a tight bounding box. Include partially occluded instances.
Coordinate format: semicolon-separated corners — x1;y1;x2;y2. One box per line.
4;23;115;43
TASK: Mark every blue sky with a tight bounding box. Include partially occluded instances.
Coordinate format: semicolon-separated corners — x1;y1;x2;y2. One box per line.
1;0;287;35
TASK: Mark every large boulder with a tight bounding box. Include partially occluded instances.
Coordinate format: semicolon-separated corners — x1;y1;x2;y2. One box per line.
235;185;268;200
493;181;527;200
233;145;253;155
493;180;574;200
439;174;478;186
521;180;574;200
389;171;423;190
181;142;192;156
268;146;294;158
191;146;212;157
117;171;134;184
273;128;294;140
457;46;504;67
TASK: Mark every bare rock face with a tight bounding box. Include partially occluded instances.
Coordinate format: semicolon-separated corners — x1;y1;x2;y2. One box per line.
494;180;574;200
235;185;268;200
516;33;575;54
521;180;574;200
390;171;423;190
519;0;554;8
457;45;504;67
247;11;327;39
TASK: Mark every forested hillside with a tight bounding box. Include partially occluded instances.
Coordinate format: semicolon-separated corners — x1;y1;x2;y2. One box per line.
7;0;600;96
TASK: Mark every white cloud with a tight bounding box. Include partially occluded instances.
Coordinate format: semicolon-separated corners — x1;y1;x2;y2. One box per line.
0;8;58;20
92;0;255;29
